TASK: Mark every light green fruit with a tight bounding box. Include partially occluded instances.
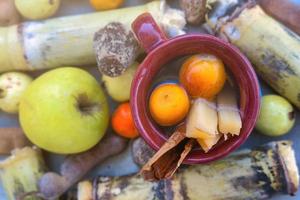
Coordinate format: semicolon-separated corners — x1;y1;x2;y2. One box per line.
15;0;60;20
0;72;32;114
256;95;295;137
19;67;109;154
102;62;138;102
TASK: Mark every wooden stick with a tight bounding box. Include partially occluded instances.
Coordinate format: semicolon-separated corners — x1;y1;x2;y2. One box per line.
0;1;185;72
75;141;299;200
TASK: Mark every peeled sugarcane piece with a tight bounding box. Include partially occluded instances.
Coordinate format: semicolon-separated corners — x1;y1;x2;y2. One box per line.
0;127;31;155
258;0;300;36
197;133;221;152
0;147;46;200
38;133;127;199
206;1;300;109
186;98;218;139
76;141;299;200
217;84;242;136
0;1;185;73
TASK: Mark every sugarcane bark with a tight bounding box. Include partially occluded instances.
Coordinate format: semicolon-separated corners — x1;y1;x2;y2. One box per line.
0;1;184;72
78;141;299;200
214;5;300;109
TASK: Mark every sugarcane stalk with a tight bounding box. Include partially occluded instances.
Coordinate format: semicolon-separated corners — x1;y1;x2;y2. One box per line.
75;141;299;200
0;1;185;72
206;1;300;109
0;147;47;200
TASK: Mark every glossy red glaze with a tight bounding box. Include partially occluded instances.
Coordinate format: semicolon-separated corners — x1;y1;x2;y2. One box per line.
131;13;167;53
130;13;260;164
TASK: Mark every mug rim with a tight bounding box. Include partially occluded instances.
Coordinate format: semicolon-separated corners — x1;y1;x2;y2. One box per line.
130;33;260;164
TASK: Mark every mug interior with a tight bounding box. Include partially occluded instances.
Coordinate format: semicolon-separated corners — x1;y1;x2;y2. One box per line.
131;34;260;164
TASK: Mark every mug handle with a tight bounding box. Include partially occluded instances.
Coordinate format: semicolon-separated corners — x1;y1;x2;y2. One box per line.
132;13;167;53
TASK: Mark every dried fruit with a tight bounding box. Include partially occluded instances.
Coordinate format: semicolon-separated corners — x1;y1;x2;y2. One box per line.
149;83;190;126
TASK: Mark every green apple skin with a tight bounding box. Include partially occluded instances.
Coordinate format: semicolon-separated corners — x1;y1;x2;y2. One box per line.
19;67;109;154
0;72;33;114
102;62;138;102
256;95;295;137
15;0;60;20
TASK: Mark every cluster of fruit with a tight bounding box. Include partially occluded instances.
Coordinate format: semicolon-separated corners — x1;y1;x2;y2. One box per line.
149;54;242;152
0;63;138;155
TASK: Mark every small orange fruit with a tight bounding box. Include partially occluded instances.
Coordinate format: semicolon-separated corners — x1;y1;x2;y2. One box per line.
112;102;139;139
179;54;226;99
89;0;123;11
149;83;190;126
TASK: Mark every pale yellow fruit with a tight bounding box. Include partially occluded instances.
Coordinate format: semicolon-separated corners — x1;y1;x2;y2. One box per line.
15;0;60;20
0;72;32;114
102;62;138;102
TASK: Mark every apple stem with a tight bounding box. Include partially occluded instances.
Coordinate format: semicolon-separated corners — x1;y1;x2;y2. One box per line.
76;93;101;116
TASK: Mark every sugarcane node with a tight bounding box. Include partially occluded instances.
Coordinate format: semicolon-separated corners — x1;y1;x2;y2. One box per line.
93;22;141;77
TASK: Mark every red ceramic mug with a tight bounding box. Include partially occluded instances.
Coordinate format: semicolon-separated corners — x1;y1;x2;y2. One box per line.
130;13;260;164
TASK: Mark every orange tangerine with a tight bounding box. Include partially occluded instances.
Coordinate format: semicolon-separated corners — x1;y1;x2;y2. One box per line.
149;83;190;126
90;0;123;11
179;54;226;99
112;102;139;139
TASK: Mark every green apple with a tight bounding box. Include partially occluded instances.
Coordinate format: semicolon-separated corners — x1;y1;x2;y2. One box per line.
256;95;295;136
0;72;33;114
15;0;60;20
102;62;138;102
19;67;109;154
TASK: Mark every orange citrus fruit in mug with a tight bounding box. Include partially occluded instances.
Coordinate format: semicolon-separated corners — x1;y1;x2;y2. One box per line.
179;54;226;99
149;83;190;126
